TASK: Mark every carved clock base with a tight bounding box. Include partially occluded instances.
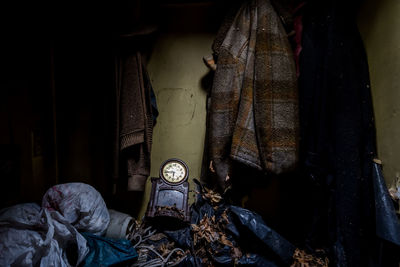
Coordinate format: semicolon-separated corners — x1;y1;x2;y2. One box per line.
146;177;190;223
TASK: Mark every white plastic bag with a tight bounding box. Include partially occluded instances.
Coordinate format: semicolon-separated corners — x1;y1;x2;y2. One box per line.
0;203;88;266
0;182;110;267
42;183;110;235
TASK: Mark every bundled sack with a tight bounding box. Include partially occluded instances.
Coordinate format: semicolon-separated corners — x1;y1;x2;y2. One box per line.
0;183;110;267
42;183;110;235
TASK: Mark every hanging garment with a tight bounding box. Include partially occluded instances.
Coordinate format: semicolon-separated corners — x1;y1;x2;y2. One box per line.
208;0;299;189
113;51;154;191
299;1;400;266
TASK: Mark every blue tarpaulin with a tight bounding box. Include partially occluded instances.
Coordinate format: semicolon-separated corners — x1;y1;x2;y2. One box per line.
82;232;138;267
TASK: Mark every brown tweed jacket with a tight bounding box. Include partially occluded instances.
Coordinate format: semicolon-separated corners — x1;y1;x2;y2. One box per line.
113;52;153;191
209;0;298;189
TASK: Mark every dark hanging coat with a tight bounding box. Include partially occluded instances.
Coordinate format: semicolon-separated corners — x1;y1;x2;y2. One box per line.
299;1;400;266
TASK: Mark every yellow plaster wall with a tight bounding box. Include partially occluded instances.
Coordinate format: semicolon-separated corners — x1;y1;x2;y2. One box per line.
358;0;400;186
138;33;214;217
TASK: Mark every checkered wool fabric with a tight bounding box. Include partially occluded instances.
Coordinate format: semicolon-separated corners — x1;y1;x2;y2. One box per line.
209;0;298;188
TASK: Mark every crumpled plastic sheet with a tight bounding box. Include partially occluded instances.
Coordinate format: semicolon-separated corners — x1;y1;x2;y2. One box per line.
0;183;110;267
372;162;400;246
81;232;137;267
229;206;295;265
164;182;295;266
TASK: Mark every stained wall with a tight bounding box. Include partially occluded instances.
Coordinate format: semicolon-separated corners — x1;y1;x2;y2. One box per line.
135;2;222;217
359;0;400;186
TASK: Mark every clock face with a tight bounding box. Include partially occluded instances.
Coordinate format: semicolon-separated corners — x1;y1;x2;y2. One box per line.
160;159;188;184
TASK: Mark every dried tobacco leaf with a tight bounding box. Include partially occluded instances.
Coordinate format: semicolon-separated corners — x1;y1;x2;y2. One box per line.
202;187;222;205
220;234;233;247
159;242;175;257
154;205;185;220
148;233;167;241
290;248;329;267
220;210;229;224
159;243;169;257
232;247;243;259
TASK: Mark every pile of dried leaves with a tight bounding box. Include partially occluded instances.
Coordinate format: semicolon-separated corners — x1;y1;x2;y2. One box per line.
194;182;332;267
290;248;329;267
191;188;243;266
201;187;223;206
155;205;185;221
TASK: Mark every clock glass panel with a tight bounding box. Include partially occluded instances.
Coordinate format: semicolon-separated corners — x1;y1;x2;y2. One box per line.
157;190;184;210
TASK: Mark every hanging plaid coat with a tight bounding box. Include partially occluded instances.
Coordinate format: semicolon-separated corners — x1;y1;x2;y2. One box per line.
208;0;299;189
